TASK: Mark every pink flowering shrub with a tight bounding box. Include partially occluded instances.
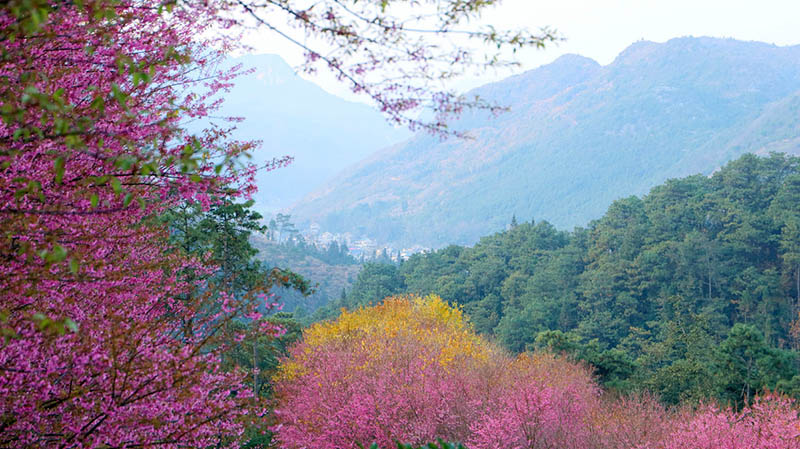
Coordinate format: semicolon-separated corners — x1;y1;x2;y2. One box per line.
646;394;800;449
272;296;499;448
468;353;600;449
588;393;669;449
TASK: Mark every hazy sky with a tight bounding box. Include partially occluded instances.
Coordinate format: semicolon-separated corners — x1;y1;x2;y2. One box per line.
243;0;800;100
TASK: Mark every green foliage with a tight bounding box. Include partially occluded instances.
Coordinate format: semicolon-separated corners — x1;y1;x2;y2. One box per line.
164;199;312;297
533;330;636;391
715;323;798;408
312;262;406;321
251;230;359;321
163;199;311;447
335;153;800;406
222;312;303;397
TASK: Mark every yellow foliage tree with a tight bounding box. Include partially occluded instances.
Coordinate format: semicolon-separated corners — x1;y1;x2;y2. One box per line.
272;295;604;448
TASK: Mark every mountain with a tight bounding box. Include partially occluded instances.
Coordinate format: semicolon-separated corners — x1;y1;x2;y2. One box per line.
215;54;410;213
288;37;800;248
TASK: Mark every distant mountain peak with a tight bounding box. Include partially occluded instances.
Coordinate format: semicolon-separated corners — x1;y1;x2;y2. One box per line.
611;39;659;63
229;53;298;86
238;53;295;70
508;53;600;83
550;53;600;67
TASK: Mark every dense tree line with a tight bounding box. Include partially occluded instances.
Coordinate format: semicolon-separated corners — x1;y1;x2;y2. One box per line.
258;234;358;267
251;230;359;319
319;153;800;406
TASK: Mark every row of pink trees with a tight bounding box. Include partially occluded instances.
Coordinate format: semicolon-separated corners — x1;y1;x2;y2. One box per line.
651;396;800;449
273;296;800;449
272;296;609;449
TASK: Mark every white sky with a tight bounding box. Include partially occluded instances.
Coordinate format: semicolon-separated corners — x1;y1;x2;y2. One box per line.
241;0;800;101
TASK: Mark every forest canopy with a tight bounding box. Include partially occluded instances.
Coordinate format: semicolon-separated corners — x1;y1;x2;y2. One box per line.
321;152;800;406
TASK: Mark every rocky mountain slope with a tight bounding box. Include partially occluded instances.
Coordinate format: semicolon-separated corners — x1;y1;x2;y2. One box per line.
289;37;800;248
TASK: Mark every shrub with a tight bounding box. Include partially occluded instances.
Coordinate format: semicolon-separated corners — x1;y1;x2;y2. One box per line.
646;393;800;449
468;352;599;449
272;295;598;449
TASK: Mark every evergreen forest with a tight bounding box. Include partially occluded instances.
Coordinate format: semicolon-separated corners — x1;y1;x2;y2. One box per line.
317;153;800;407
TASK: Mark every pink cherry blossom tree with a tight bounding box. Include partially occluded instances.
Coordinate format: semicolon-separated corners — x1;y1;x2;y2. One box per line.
1;1;559;447
468;353;600;449
0;1;285;446
271;297;602;449
647;394;800;449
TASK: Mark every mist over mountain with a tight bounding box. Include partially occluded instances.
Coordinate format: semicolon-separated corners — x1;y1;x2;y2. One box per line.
216;54;410;213
288;37;800;248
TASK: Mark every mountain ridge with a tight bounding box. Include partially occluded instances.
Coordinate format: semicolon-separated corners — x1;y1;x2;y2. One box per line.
289;37;800;248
